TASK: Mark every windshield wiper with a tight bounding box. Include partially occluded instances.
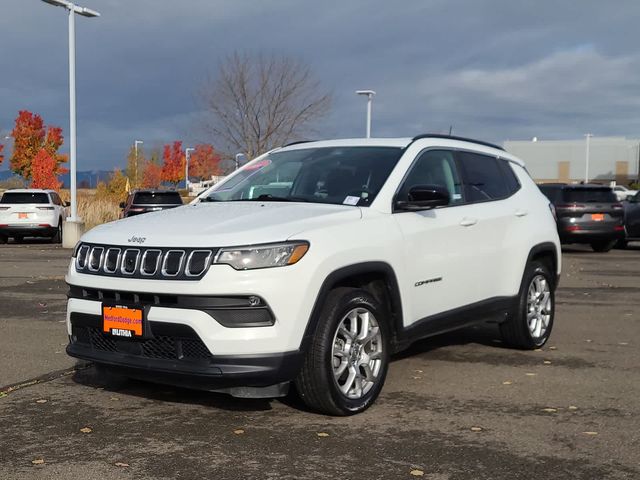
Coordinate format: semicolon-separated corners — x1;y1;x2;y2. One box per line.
241;194;308;202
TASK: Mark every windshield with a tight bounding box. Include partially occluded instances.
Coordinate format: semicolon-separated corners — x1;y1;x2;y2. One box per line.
562;188;617;203
133;192;183;205
0;192;50;204
205;147;404;206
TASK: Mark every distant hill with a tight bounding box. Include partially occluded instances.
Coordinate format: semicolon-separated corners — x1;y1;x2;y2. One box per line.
0;170;113;188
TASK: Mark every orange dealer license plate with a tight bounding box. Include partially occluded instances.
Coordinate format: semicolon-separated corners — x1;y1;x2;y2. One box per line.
591;214;605;221
103;305;143;338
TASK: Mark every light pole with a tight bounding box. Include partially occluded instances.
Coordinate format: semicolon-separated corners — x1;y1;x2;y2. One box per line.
134;140;143;187
41;0;99;245
585;133;593;183
185;147;194;192
356;90;376;138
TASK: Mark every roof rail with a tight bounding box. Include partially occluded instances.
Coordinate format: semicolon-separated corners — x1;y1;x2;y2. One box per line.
410;134;505;151
283;140;314;148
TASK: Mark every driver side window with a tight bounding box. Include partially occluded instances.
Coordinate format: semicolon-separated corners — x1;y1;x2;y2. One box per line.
397;150;463;205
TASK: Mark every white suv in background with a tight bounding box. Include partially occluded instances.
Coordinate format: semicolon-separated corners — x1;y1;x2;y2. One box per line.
0;189;67;244
65;135;561;415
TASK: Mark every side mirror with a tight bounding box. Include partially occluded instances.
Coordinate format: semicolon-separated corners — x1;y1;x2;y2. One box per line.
395;185;450;211
65;201;71;207
119;202;126;209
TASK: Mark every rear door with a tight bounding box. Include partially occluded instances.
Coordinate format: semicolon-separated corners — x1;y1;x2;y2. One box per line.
455;151;523;301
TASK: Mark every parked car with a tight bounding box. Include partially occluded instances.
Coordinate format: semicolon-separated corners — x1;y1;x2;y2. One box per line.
538;183;625;252
119;190;183;218
613;185;638;202
618;190;640;248
0;189;68;244
66;135;561;415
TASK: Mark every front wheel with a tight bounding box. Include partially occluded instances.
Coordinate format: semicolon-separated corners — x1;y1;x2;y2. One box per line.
500;261;555;349
295;288;390;415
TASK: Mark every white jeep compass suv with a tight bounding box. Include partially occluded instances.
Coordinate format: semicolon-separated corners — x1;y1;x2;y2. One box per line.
0;189;67;244
66;135;561;415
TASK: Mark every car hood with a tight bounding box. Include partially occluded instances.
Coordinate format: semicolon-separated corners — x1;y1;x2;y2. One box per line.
81;202;362;248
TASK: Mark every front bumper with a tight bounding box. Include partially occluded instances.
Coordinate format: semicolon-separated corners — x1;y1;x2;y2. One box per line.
67;312;303;390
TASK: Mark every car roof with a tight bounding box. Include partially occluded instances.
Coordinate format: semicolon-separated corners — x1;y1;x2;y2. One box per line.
131;189;180;194
278;136;524;166
3;189;55;193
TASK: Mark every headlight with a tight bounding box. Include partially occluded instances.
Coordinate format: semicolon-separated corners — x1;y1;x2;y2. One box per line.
213;241;309;270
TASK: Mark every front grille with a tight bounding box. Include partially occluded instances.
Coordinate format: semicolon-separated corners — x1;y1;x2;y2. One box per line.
72;325;213;362
75;244;217;280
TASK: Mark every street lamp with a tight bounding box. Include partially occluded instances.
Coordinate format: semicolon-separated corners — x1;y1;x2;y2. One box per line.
134;140;143;187
585;133;593;183
185;147;195;191
356;90;376;138
40;0;100;246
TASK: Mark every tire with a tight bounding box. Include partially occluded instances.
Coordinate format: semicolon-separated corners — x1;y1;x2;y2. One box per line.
13;236;24;244
500;260;555;350
295;287;390;416
614;239;628;249
0;234;7;244
590;240;615;252
51;220;63;244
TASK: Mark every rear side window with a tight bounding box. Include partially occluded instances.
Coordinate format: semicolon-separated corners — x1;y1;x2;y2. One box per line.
562;188;616;203
539;185;562;202
133;192;183;205
457;152;509;202
0;192;50;204
497;160;520;195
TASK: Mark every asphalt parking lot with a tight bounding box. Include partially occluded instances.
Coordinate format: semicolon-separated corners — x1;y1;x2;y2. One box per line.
0;242;639;479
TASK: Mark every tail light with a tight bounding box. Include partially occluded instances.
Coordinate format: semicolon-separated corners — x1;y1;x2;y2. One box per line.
612;203;624;210
614;225;625;231
566;225;581;232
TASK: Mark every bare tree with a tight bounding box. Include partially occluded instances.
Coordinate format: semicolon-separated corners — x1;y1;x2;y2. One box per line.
199;52;331;158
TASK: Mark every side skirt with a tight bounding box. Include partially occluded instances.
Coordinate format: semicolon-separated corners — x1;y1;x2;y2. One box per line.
394;296;519;351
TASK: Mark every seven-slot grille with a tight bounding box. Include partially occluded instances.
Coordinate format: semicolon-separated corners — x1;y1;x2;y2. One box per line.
75;244;217;280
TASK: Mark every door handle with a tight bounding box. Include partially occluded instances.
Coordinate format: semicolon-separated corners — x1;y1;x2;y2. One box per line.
515;209;528;217
460;217;478;227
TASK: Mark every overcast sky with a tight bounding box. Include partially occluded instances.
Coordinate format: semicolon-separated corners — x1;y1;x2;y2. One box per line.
2;0;640;171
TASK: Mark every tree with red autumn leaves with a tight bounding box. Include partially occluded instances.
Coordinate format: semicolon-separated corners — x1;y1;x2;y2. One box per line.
161;141;185;186
189;144;222;180
31;149;63;190
141;160;163;188
10;110;67;181
0;143;4;166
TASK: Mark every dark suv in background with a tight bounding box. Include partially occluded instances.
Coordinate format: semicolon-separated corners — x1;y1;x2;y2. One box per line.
539;183;624;252
120;190;183;218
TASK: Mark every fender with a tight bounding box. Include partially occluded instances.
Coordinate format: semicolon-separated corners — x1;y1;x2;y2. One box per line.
524;242;560;289
299;262;404;353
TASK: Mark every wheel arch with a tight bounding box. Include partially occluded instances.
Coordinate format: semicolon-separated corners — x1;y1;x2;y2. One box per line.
300;262;404;354
526;242;560;289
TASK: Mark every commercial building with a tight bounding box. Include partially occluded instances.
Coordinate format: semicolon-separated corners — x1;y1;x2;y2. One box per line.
503;137;640;184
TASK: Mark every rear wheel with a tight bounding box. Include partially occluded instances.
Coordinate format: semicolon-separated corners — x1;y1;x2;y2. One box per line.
591;240;615;252
500;260;555;349
0;234;7;244
51;220;62;244
295;288;390;415
13;236;24;244
614;239;628;249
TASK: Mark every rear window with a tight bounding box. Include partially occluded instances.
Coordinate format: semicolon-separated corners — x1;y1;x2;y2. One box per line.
0;192;50;204
539;185;562;202
132;192;183;205
562;188;617;203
